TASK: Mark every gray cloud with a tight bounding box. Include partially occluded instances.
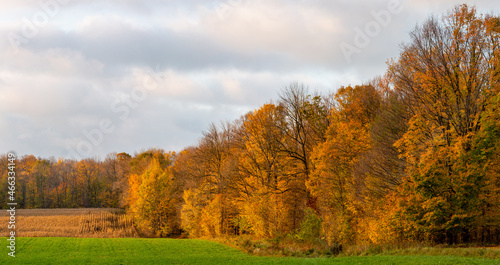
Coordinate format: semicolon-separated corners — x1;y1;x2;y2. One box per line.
0;0;498;159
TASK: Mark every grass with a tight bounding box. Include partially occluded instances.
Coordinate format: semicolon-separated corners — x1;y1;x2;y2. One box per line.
0;209;498;263
0;208;136;238
219;235;500;259
0;237;498;264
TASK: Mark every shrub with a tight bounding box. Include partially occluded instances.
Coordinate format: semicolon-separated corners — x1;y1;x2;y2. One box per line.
295;208;322;242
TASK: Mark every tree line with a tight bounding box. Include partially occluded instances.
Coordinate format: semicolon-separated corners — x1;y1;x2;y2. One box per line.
1;5;499;245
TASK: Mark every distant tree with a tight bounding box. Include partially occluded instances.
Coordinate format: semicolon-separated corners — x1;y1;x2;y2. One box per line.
75;159;102;207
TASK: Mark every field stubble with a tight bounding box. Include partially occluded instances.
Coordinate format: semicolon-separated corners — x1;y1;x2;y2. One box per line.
0;208;137;238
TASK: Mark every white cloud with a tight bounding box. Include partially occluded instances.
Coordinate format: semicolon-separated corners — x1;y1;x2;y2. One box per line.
197;1;344;64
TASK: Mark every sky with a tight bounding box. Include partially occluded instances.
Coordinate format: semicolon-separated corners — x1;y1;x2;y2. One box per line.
1;0;498;160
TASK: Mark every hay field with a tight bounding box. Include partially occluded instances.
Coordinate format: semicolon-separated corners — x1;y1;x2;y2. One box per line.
0;208;137;238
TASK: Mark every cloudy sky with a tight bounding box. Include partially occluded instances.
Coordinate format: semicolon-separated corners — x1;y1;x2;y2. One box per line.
1;0;498;160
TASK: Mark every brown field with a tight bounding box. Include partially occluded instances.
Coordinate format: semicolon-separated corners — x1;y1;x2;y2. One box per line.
0;208;137;238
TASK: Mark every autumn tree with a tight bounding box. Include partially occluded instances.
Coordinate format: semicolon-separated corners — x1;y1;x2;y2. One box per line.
98;153;123;208
0;153;134;209
75;159;103;207
29;159;52;208
234;103;295;237
128;150;180;237
354;78;408;199
0;155;12;208
179;123;240;237
276;83;331;229
341;78;410;244
471;91;500;242
115;152;132;207
37;158;79;208
308;84;381;245
390;4;500;243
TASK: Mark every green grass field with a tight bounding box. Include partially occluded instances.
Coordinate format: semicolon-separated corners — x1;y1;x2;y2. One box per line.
0;237;498;264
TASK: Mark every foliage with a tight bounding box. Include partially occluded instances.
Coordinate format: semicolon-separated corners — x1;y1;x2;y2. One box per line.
389;4;500;243
127;151;179;237
295;208;322;242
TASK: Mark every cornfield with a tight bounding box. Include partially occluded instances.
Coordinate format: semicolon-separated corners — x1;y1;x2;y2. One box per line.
0;208;137;238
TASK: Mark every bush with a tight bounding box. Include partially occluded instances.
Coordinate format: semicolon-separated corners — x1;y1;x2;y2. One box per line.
295;208;322;242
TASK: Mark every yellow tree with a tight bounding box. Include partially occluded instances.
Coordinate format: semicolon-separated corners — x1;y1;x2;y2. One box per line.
75;159;101;207
308;85;381;245
128;151;179;237
235;103;295;237
179;123;240;237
